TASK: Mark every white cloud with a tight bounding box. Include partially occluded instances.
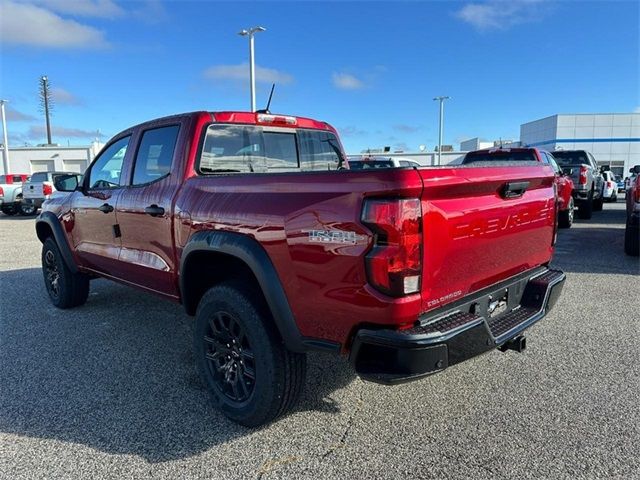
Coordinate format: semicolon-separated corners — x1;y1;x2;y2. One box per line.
204;63;293;85
455;0;548;31
339;126;368;137
51;87;83;105
0;1;109;48
393;124;421;133
332;73;365;90
5;107;37;122
27;124;99;140
32;0;124;18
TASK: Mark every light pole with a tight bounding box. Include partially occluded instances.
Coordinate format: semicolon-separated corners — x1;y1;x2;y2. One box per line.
433;96;451;166
0;100;9;175
238;26;266;112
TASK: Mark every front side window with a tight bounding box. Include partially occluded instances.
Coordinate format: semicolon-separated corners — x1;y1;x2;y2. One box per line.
132;125;179;185
547;154;561;174
88;136;130;189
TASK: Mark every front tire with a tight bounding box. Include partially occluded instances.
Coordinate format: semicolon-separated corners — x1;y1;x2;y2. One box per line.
42;237;90;308
194;283;306;427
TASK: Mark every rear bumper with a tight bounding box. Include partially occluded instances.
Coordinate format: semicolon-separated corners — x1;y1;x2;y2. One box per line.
350;267;565;384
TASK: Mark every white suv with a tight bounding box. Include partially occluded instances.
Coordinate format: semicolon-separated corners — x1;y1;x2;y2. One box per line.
602;170;618;202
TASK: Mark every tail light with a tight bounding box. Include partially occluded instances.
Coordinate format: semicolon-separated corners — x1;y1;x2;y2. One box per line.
607;181;613;189
361;198;422;297
43;183;53;196
635;178;640;203
579;166;588;185
552;184;558;246
0;186;3;196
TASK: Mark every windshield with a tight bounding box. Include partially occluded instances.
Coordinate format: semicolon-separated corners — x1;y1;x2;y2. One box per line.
462;150;537;164
348;160;394;170
549;151;589;166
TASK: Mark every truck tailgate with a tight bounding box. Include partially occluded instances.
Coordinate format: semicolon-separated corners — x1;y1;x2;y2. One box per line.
417;165;556;313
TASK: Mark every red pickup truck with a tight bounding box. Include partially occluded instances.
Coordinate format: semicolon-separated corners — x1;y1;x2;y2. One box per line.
36;111;565;426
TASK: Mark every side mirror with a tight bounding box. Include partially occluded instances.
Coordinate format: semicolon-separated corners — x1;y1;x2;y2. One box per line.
53;174;83;192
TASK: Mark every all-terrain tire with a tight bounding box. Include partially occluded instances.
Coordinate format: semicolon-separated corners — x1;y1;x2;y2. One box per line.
42;237;90;308
194;283;306;427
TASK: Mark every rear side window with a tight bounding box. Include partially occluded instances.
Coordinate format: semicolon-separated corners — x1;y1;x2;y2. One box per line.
30;172;48;182
132;125;180;185
297;130;342;171
462;150;537;164
198;125;342;174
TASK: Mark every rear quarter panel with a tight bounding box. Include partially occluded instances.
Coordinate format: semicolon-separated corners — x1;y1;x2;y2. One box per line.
175;169;425;345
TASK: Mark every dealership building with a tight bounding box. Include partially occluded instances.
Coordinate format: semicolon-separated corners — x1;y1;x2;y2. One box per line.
520;113;640;178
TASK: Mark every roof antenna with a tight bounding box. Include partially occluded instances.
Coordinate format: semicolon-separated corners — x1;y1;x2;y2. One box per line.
256;83;275;114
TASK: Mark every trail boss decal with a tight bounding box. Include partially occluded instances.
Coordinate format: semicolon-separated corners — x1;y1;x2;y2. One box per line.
308;229;359;245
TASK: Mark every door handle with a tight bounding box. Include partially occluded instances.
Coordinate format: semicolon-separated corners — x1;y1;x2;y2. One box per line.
98;203;114;213
144;204;165;217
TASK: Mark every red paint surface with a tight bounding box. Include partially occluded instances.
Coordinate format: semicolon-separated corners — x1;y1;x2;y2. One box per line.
44;111;557;350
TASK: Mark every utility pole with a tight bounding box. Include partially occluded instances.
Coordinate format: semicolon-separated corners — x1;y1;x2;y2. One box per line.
433;96;451;166
0;100;9;174
238;26;266;112
39;76;53;144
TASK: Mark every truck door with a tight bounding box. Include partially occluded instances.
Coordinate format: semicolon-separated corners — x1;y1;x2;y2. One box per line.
71;135;131;274
114;123;183;298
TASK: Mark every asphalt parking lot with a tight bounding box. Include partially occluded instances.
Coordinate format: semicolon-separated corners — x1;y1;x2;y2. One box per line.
0;201;638;479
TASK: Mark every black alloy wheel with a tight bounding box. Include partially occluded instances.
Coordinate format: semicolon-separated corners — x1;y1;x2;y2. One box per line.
203;311;256;404
43;248;61;300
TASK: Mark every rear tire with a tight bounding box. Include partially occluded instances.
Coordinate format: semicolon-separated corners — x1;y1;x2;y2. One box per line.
1;206;17;216
624;219;639;256
42;237;90;308
20;202;38;216
593;191;604;211
559;198;574;229
577;190;593;219
194;283;306;427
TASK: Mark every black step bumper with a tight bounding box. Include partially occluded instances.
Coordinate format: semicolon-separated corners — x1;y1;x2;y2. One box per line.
350;267;565;384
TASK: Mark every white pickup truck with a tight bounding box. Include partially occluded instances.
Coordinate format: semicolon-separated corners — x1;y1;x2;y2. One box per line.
21;171;70;215
0;174;29;216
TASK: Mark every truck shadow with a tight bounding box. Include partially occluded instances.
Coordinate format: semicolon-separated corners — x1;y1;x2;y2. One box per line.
0;267;356;462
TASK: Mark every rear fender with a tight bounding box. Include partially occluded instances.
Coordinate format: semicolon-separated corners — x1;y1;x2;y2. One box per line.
180;230;327;353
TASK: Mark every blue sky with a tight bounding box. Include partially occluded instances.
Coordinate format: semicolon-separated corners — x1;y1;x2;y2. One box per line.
1;0;638;153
